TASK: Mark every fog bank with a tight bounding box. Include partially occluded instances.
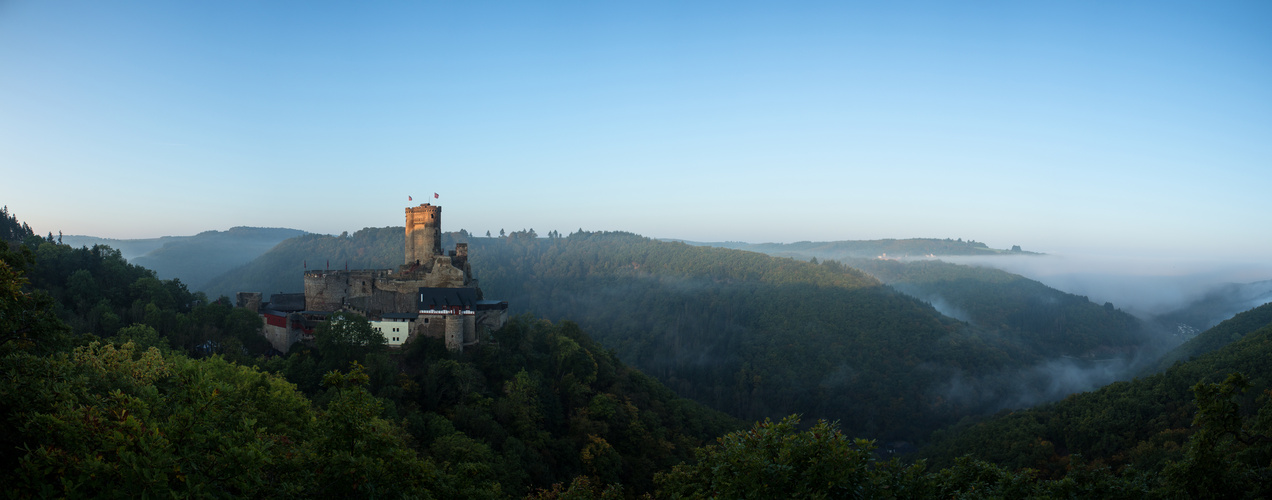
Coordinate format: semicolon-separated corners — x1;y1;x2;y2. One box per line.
938;253;1272;318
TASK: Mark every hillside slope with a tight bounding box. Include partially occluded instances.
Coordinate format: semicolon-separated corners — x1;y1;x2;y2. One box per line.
63;227;306;291
919;301;1272;478
201;227;397;299
850;257;1151;359
0;234;739;497
1150;299;1272;373
132;227;307;290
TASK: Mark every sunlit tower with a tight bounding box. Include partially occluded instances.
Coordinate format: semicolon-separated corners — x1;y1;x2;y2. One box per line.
404;204;442;265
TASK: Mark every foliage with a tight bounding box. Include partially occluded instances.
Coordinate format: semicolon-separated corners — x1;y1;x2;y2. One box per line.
656;415;877;499
1;242;73;355
1;205;36;244
314;311;387;368
0;341;490;498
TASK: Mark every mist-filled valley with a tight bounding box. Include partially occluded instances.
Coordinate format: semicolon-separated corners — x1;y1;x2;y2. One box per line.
52;219;1272;434
200;227;1265;428
4;205;1272;497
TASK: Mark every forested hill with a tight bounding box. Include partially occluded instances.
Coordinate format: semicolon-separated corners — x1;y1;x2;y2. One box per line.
850;258;1151;360
1150;300;1272;374
62;227;305;291
201;227;400;299
1;225;740;497
918;301;1272;483
205;229;1160;443
692;237;1039;259
464;232;1160;442
7;216;1268;500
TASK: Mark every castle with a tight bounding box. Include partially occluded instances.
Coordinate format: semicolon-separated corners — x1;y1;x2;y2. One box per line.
239;203;507;353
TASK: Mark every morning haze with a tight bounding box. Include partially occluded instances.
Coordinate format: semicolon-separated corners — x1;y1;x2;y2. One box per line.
3;2;1271;497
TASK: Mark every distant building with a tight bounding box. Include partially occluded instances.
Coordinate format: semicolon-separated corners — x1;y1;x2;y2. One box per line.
239;203;507;353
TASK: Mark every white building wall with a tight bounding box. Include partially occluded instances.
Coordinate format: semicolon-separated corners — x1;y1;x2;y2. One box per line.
371;318;412;347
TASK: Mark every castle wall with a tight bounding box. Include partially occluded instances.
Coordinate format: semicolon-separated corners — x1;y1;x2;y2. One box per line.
283;203;501;353
476;309;507;334
304;272;350;311
463;315;476;345
236;292;262;312
262;313;301;353
416;315;446;339
423;255;467;288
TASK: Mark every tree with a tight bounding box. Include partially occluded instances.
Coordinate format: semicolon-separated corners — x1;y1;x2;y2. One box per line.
315;312;386;369
656;415;877;498
0;243;71;354
1162;373;1272;499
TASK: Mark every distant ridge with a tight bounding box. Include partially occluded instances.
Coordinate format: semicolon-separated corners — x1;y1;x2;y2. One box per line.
677;237;1042;260
63;227;307;291
61;234;175;260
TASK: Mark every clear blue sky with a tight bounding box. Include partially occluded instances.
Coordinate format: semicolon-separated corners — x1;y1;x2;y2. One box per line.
2;1;1269;263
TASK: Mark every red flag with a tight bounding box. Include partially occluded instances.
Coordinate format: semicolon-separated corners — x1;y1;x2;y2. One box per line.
433;193;439;199
408;195;413;201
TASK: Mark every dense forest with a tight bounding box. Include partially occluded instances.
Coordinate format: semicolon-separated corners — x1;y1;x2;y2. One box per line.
848;258;1152;358
2;211;738;497
918;302;1272;493
4;208;1271;497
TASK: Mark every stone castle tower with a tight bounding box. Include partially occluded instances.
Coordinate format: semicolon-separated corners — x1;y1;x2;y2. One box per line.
244;202;507;354
405;204;442;265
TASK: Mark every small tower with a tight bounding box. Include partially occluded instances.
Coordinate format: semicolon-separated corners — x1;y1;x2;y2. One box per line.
405;204;442;265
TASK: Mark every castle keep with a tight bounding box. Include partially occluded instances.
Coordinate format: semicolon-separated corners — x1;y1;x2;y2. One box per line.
242;203;507;353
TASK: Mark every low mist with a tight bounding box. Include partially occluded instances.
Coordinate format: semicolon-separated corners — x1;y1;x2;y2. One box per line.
937;346;1166;413
940;253;1272;321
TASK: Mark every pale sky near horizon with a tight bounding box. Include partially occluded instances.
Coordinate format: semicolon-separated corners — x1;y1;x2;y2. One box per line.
2;1;1269;264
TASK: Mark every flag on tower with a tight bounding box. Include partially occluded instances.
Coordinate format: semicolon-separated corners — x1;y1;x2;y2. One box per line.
433;193;439;199
408;195;413;201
